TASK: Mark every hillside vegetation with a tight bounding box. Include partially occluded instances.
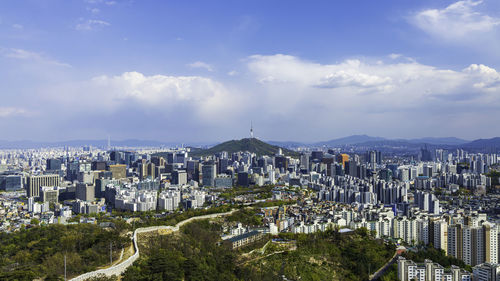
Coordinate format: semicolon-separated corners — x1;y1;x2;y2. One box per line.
0;224;129;280
189;138;299;157
123;220;395;281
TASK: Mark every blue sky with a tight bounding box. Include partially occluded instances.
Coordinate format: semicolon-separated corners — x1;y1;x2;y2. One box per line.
1;0;500;142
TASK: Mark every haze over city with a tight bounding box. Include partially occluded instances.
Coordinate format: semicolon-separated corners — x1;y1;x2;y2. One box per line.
1;0;500;142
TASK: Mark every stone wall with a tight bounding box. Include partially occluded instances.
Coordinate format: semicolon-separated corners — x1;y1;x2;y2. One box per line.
69;210;235;280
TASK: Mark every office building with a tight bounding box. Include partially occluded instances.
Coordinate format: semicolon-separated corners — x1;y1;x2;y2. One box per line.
46;158;62;171
109;164;127;179
0;174;23;191
237;172;249;187
172;170;188;185
337;154;349;168
76;183;95;202
202;162;216;187
27;174;60;198
40;186;59;204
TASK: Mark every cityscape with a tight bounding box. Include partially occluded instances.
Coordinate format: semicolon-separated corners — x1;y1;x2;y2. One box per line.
1;135;499;280
1;1;500;281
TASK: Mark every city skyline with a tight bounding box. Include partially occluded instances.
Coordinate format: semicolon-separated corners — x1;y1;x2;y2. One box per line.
1;0;500;142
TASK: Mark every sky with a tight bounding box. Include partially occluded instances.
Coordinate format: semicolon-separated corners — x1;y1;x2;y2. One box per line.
1;0;500;143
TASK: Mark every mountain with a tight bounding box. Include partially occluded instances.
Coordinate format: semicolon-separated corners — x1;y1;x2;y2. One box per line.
190;138;299;157
315;135;386;146
311;135;471;148
0;139;193;149
407;137;468;145
267;141;306;149
460;137;500;152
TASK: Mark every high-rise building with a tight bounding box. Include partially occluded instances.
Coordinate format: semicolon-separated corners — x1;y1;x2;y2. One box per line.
237;172;249;187
483;222;498;264
0;174;23;191
151;156;166;167
448;224;463;261
337;154;349;168
300;153;310;172
274;155;288;171
147;162;156;179
27;174;60;198
76;183;95;202
202;162;216;187
172;170;187;185
40;186;59;204
91;161;107;171
186;160;200;181
472;263;500;281
311;151;323;161
109;164;127;179
421;147;433;162
46;158;62;171
429;218;448;255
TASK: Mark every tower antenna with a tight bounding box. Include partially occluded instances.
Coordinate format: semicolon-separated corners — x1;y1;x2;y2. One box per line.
250;121;254;138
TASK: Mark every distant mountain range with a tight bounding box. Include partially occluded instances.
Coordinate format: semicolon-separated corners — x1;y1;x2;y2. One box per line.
315;135;386;147
269;135;500;153
0;135;499;153
460;137;500;151
0;139;213;149
269;135;470;148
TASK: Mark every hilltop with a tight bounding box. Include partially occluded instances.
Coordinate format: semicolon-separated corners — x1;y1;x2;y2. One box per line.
190;138;299;157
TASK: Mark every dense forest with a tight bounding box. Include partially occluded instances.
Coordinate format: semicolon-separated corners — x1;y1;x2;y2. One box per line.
122;220;396;281
0;224;129;280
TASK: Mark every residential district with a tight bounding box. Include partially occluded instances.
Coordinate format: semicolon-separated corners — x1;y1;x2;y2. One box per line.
1;140;499;281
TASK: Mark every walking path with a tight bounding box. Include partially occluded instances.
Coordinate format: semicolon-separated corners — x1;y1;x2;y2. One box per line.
368;251;399;281
69;209;236;281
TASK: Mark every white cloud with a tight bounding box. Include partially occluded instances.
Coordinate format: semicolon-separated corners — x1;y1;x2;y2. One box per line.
5;50;500;141
239;54;500;139
247;54;500;115
249;55;393;90
463;64;500;89
12;24;23;29
88;7;100;14
316;70;392;89
75;19;110;31
0;107;27;117
85;0;115;5
187;61;214;72
388;53;402;60
227;70;238;76
1;48;71;67
48;72;239;124
410;0;500;40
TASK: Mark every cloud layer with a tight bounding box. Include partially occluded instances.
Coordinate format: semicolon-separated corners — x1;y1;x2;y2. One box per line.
0;107;27;117
2;52;500;141
243;54;500;139
410;0;500;41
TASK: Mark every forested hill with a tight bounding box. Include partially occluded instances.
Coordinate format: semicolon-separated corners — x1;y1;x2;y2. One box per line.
190;138;299;157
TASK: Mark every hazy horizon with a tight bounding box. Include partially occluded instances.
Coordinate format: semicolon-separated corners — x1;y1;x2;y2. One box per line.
0;134;485;145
